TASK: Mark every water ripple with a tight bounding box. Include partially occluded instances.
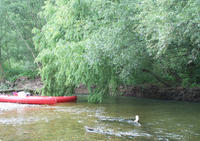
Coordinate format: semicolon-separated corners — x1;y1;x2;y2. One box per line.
85;126;151;138
0;117;49;125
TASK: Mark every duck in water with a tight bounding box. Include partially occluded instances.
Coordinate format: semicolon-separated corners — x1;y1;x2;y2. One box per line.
134;115;139;122
133;115;141;126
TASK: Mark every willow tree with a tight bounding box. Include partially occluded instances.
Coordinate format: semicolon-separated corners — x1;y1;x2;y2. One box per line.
34;0;200;102
33;0;151;102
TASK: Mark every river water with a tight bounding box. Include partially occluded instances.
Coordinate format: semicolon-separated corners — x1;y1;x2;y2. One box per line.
0;96;199;141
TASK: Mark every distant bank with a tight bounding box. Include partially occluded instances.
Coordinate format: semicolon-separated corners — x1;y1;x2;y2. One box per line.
75;85;200;102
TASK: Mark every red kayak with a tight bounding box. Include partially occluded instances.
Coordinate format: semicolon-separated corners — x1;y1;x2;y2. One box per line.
0;95;77;105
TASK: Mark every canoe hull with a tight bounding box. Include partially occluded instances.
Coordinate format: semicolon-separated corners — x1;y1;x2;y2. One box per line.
32;96;77;103
55;96;77;103
0;95;77;105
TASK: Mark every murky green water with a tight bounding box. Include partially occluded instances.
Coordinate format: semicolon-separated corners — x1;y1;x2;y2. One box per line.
0;96;199;141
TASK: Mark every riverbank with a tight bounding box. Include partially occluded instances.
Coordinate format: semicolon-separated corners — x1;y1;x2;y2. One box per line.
120;85;200;102
1;77;200;102
75;85;200;102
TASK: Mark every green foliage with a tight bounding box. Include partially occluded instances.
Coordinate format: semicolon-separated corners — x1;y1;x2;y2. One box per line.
34;0;200;102
0;0;45;81
137;0;200;86
4;66;38;82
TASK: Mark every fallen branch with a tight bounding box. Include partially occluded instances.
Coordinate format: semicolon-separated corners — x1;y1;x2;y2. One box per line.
0;88;39;94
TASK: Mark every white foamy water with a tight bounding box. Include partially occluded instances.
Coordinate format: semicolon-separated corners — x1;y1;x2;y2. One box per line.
0;102;40;112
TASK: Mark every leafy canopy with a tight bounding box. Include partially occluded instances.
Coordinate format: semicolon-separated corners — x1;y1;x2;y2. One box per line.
34;0;200;102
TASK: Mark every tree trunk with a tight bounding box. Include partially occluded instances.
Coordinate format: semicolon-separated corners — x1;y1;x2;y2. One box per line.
0;41;4;79
142;68;171;87
7;16;40;68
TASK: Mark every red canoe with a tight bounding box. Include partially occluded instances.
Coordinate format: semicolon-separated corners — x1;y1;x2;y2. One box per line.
0;95;77;105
